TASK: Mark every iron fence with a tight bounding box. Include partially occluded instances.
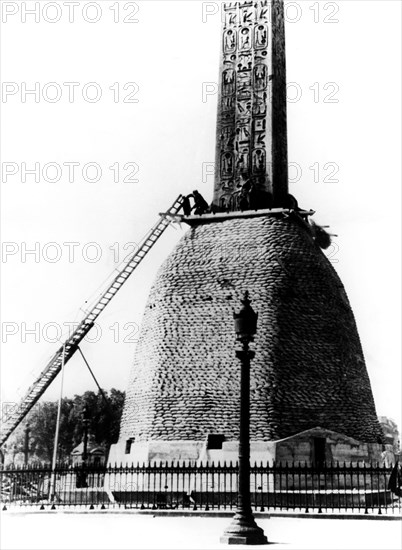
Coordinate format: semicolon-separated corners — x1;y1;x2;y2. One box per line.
1;462;400;514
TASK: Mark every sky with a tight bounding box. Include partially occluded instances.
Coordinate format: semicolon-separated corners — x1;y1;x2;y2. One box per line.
1;1;401;435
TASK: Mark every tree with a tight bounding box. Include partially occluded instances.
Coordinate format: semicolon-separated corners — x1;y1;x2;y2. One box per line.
68;389;125;451
4;389;125;465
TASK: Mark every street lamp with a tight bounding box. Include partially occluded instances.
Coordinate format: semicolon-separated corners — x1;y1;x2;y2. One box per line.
221;291;268;545
76;404;91;489
82;405;90;463
24;423;31;465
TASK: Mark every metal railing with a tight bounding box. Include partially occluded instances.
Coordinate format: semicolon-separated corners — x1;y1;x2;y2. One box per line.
1;461;400;514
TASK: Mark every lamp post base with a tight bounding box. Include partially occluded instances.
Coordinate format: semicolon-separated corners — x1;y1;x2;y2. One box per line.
220;511;268;545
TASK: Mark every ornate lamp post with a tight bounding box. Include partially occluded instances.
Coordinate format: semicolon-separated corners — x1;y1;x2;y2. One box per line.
82;405;90;463
221;292;268;545
76;405;91;489
12;444;18;464
24;423;31;465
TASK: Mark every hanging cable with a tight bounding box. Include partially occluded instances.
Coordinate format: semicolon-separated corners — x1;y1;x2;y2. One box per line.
77;346;111;411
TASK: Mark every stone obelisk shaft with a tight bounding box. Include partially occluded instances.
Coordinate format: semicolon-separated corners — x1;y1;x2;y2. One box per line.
212;0;288;211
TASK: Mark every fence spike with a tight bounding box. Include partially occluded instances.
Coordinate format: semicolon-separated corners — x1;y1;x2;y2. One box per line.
2;505;7;511
1;459;394;514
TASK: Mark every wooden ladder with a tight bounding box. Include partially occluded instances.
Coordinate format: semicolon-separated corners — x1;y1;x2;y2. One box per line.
0;195;184;447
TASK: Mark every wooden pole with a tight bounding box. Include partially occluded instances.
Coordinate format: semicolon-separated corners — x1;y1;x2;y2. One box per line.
50;343;66;501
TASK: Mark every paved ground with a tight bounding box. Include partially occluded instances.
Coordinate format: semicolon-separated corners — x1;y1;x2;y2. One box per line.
0;512;401;550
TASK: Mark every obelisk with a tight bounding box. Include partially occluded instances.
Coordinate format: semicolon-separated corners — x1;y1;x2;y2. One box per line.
213;0;288;211
110;0;384;467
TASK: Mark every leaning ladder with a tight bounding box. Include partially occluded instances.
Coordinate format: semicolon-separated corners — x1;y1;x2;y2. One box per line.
0;195;184;447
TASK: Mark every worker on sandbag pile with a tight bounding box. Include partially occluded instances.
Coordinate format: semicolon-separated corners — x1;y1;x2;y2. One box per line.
182;195;193;216
188;190;209;216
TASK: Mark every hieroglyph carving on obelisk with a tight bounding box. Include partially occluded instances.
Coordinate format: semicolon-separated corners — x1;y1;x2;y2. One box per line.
212;0;288;212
